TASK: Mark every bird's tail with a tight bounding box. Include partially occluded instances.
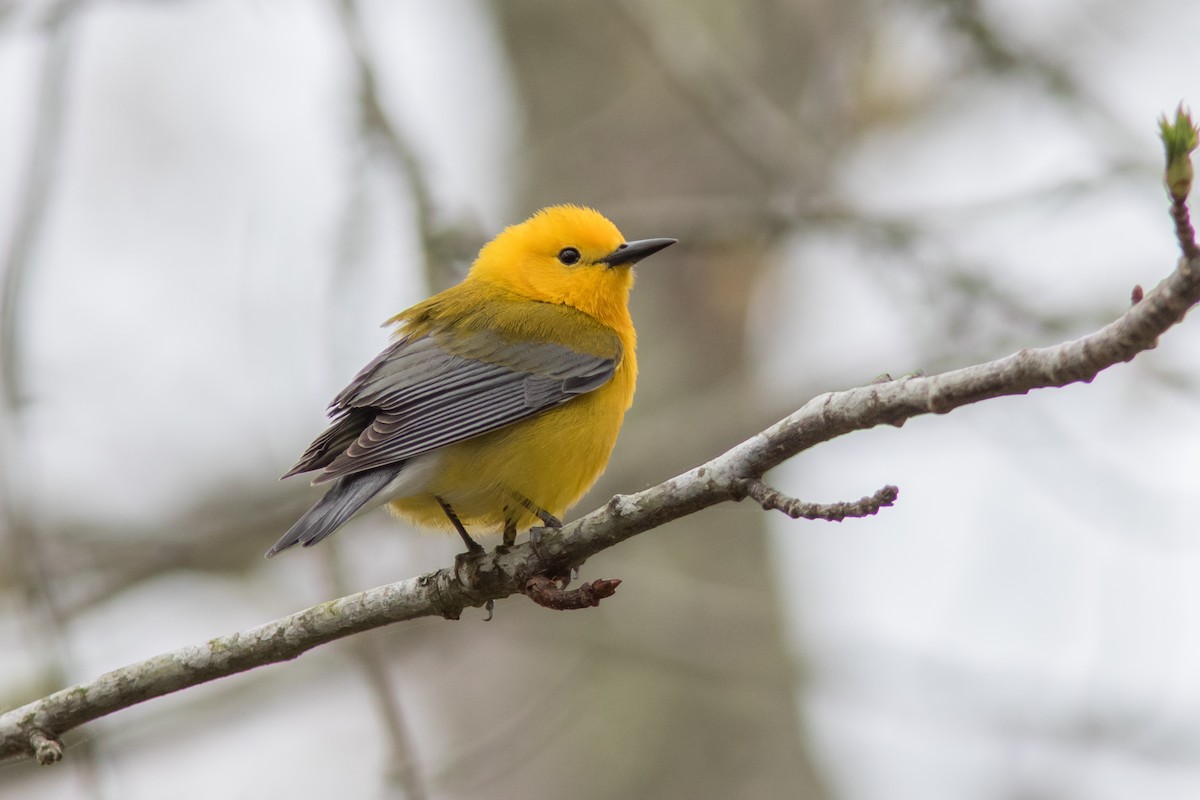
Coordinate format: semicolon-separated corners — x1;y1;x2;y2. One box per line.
266;467;401;557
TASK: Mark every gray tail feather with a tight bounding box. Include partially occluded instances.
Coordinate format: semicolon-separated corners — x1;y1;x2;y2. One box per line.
266;467;401;557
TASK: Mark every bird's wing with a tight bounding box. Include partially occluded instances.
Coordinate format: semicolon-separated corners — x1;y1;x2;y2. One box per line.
287;326;620;483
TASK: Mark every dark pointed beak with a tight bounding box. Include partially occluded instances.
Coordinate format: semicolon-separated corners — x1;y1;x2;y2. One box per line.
600;237;677;267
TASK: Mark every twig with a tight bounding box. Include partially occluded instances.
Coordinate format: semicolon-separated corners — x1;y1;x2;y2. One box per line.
1170;197;1200;261
733;480;898;521
29;729;63;765
4;218;1200;763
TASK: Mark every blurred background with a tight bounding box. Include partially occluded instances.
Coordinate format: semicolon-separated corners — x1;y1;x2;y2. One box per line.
2;0;1200;797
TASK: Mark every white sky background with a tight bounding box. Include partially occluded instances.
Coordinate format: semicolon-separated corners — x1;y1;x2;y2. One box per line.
760;2;1200;799
3;0;1200;798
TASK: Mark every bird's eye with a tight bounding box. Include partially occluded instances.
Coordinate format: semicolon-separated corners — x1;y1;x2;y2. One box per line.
557;247;581;266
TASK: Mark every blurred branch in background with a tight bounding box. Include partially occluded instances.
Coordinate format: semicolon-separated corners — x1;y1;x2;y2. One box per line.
320;546;427;800
489;1;864;796
334;0;482;292
327;2;440;793
930;0;1139;144
333;0;438;288
610;0;822;190
0;0;80;404
0;2;108;797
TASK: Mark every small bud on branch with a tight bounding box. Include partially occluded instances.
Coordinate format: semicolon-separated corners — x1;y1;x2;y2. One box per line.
1159;103;1198;201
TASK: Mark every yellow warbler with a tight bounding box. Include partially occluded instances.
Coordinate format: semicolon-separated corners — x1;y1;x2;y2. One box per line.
268;205;675;557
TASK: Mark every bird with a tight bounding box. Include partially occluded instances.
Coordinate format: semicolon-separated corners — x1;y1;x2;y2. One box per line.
267;205;675;558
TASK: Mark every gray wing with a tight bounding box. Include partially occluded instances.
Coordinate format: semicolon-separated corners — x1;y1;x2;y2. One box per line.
286;329;617;483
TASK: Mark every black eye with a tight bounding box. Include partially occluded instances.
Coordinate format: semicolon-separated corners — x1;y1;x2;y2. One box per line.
557;247;581;265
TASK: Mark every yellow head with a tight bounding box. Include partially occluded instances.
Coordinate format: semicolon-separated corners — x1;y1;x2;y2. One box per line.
469;205;674;328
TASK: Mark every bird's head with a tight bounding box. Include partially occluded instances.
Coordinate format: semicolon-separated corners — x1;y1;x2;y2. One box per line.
469;205;675;326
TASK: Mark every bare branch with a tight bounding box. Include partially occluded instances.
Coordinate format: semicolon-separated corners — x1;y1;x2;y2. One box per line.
4;201;1200;764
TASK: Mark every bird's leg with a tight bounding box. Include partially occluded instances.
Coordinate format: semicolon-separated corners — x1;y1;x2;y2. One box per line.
438;496;494;620
492;508;517;554
513;493;563;566
515;494;562;529
436;496;484;555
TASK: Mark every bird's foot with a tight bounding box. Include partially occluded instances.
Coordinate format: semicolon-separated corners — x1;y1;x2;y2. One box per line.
451;544;497;621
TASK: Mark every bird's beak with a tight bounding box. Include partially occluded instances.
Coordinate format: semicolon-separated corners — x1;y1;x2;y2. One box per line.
600;237;677;267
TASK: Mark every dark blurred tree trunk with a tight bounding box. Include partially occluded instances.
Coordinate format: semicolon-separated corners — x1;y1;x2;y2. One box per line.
471;1;873;796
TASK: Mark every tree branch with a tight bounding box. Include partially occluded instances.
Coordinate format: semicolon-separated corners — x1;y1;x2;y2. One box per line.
5;232;1200;763
6;172;1200;765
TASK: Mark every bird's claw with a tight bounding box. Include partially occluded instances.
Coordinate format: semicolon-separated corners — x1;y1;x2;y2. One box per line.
528;526;544;557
